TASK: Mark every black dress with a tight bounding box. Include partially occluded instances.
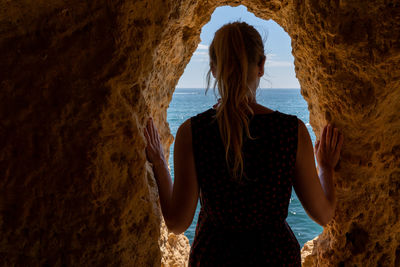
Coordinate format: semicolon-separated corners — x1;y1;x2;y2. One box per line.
189;108;301;267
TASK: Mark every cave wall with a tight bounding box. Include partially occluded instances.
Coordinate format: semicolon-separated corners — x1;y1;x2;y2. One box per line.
0;0;399;266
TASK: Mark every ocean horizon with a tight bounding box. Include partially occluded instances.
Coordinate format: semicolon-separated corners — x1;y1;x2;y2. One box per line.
167;88;321;248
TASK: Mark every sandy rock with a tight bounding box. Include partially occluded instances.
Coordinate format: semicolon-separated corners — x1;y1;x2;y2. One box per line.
0;0;399;266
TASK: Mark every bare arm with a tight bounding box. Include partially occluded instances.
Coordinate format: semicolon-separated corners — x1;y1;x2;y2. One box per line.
293;120;343;226
144;118;199;234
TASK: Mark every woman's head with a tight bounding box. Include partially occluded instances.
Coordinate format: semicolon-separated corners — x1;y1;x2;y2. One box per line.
207;22;266;95
206;21;266;179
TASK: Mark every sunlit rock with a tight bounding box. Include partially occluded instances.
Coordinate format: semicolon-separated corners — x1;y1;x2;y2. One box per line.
0;0;399;266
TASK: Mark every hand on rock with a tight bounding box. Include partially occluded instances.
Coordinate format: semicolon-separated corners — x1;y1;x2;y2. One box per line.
144;118;166;165
314;124;344;171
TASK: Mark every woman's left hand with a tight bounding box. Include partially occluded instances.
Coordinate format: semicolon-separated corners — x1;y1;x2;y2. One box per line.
144;118;166;165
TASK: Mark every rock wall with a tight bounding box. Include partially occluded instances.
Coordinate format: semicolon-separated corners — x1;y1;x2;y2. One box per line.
0;0;399;266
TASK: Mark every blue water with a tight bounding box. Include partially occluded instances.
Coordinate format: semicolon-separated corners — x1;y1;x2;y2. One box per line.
167;88;322;248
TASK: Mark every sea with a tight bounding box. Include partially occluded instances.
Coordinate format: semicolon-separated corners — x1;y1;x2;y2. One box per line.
167;88;322;248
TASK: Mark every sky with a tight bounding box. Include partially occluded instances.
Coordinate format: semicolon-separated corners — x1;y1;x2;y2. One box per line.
176;5;300;89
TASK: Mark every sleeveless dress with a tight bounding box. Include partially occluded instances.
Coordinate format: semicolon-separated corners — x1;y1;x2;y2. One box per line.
189;108;301;267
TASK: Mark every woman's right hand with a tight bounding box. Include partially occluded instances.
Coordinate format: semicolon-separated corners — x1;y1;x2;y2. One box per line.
144;117;166;166
314;124;344;171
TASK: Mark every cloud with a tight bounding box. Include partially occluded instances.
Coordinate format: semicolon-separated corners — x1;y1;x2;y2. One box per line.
197;44;209;50
265;53;294;67
191;43;209;62
194;58;209;62
193;51;208;56
266;60;294;67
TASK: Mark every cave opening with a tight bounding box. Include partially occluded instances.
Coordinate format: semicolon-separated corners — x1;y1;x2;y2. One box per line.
165;4;321;248
2;1;398;266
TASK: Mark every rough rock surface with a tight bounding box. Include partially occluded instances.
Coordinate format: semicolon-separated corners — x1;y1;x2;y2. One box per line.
0;0;399;266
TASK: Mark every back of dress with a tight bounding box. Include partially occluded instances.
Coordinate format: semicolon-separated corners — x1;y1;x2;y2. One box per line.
189;108;301;267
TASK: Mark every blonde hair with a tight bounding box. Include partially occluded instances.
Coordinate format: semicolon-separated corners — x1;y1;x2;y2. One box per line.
206;21;266;179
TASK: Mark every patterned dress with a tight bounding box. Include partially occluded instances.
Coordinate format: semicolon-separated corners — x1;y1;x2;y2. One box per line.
189;108;301;267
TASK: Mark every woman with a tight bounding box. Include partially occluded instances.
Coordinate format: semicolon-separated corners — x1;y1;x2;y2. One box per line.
144;22;343;266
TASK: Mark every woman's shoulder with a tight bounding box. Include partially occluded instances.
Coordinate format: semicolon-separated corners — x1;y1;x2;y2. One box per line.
273;110;298;120
274;111;299;129
252;107;297;122
251;110;299;138
251;104;296;120
188;108;217;131
190;108;216;121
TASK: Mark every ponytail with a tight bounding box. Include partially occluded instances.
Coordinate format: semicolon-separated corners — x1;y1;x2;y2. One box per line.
206;22;265;180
